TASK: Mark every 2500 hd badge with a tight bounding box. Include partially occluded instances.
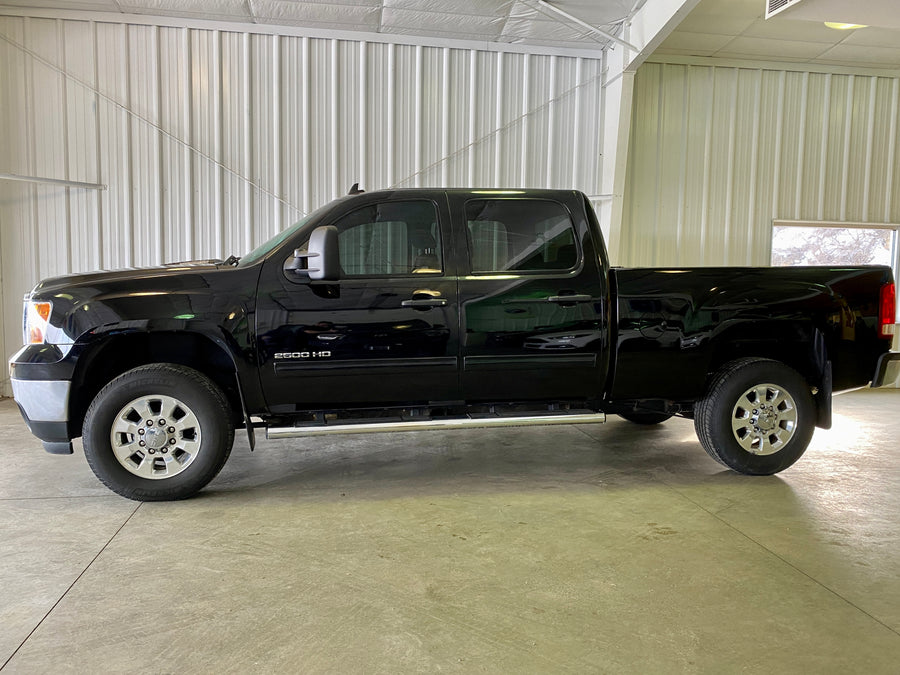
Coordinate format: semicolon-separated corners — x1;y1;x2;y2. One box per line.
274;351;333;359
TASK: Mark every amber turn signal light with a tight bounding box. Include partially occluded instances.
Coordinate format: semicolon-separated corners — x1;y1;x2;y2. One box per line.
24;301;52;344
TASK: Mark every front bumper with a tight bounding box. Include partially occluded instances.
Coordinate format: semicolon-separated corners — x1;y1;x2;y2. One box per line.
10;378;74;454
9;344;76;453
10;378;70;423
872;351;900;388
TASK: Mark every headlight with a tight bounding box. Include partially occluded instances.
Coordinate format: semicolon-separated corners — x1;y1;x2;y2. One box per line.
23;297;52;344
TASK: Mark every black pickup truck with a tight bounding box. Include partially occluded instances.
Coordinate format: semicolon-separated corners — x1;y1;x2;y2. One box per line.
9;188;899;500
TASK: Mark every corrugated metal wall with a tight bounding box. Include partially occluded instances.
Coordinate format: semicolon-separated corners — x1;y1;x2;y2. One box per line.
621;60;900;267
0;14;606;395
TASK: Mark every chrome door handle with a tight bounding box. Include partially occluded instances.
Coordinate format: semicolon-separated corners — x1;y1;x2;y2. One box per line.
547;294;593;303
401;298;448;308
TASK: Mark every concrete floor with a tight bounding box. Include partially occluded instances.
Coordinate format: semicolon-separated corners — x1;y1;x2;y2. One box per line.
1;390;899;673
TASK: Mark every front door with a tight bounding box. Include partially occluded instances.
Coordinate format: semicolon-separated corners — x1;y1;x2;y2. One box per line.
256;196;460;413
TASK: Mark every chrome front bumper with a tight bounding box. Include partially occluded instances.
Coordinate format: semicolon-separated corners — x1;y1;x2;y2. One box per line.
10;378;74;453
10;378;71;422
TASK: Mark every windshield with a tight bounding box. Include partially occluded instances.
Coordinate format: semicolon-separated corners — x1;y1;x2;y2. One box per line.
237;215;314;267
237;197;345;268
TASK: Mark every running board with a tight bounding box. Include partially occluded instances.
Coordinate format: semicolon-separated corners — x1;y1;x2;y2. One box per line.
266;412;606;439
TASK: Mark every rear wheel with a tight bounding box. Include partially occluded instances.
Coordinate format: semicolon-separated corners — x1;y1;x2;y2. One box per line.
694;358;815;475
83;364;234;501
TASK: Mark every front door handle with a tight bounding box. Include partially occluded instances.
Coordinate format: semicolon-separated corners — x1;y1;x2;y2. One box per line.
547;294;593;304
401;298;447;307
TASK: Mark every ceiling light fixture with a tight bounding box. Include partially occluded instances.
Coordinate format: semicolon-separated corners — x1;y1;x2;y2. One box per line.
823;22;868;30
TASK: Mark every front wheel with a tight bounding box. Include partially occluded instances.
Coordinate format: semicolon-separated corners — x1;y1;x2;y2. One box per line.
694;358;815;475
83;364;235;501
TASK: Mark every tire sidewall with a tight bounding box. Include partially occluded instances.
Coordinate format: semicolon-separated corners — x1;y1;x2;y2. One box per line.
83;366;232;500
704;361;815;475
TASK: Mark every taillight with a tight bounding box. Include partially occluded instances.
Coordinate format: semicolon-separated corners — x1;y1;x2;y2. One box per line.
879;282;896;339
23;300;52;344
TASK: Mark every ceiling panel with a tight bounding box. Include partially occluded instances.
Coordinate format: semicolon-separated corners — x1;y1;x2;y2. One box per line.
385;0;511;16
119;0;248;16
657;0;900;69
654;30;732;54
3;0;120;9
741;17;841;43
6;0;899;68
842;27;900;49
380;6;507;39
251;1;382;27
815;44;900;69
717;35;829;60
773;0;900;31
0;0;642;51
675;13;755;36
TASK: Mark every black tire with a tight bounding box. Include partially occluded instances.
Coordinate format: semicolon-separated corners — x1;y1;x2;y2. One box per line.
83;364;234;501
694;358;815;475
618;411;674;425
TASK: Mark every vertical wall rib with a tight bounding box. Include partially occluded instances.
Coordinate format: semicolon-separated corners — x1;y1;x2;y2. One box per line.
623;61;900;267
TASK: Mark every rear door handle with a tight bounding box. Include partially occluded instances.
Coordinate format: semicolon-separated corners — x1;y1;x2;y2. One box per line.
547;294;593;304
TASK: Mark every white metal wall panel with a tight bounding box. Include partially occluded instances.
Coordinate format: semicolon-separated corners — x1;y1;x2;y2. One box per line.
0;15;606;394
622;61;900;267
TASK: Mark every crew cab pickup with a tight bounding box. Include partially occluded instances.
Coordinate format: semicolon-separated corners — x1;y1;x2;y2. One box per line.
9;188;900;500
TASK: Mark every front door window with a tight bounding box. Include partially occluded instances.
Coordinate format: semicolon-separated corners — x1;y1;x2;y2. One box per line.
334;201;443;277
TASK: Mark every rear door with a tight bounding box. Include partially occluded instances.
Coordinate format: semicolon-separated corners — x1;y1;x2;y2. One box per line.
449;192;608;402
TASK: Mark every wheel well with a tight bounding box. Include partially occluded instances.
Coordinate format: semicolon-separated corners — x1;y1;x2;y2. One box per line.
69;332;243;438
705;322;827;389
708;342;819;383
705;331;831;429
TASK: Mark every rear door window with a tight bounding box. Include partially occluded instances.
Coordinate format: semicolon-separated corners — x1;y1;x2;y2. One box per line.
465;199;578;273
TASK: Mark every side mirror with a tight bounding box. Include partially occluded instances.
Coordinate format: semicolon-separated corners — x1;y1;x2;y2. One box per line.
308;226;340;281
283;226;341;281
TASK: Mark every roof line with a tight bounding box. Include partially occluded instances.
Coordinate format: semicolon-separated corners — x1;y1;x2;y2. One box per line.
645;53;900;78
0;7;606;58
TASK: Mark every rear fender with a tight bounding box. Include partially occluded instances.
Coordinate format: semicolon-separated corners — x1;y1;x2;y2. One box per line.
708;325;832;429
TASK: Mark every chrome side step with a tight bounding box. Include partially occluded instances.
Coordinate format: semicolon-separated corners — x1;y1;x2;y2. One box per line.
266;412;606;439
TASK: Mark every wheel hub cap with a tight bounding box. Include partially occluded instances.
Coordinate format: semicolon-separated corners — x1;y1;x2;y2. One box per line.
144;426;168;449
110;395;201;479
731;383;798;456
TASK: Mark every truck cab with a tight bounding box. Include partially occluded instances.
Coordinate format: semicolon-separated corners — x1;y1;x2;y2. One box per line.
254;189;611;412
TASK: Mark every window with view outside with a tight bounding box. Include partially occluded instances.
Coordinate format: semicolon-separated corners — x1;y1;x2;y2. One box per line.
771;225;894;267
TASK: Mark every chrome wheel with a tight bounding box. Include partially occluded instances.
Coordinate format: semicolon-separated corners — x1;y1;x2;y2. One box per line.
731;383;797;456
110;394;202;479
